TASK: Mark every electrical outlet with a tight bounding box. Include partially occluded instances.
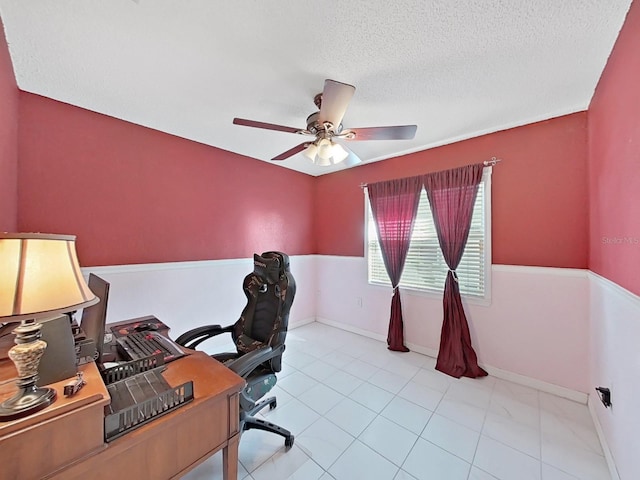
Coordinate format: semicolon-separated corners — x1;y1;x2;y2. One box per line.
595;386;612;408
356;297;363;307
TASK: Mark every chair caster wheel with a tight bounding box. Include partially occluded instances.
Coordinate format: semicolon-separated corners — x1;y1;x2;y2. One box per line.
285;435;294;448
269;400;277;410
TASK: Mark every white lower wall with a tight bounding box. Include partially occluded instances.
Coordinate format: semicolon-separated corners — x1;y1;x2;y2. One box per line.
84;254;591;397
316;256;590;395
81;255;316;353
589;272;640;480
80;254;638;477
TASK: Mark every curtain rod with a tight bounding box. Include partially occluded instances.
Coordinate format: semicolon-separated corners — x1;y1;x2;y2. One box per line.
359;157;501;188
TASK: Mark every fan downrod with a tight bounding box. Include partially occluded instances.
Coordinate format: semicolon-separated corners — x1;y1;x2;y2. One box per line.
313;93;323;109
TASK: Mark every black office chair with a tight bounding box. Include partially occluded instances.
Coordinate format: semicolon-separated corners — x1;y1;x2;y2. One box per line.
175;251;296;448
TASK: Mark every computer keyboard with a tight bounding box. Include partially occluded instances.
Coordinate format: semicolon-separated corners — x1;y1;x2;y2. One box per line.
115;331;186;363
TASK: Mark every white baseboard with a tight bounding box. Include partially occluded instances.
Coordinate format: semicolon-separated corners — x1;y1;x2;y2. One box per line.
404;341;439;358
481;363;587;403
588;395;621;480
289;317;316;330
316;317;387;343
316;318;588;403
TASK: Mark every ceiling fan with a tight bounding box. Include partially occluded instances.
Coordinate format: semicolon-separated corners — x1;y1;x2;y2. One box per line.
233;79;417;167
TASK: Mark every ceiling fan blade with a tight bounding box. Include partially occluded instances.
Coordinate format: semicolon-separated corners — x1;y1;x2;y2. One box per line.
346;125;417;141
233;117;301;134
318;79;356;127
271;142;309;161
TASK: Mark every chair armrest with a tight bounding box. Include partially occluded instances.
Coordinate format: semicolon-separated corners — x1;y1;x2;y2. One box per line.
174;324;233;349
226;344;285;378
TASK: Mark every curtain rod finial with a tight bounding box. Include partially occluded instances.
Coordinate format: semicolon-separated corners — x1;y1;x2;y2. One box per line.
483;157;502;167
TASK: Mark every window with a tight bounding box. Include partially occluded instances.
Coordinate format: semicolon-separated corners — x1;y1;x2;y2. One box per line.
367;169;491;299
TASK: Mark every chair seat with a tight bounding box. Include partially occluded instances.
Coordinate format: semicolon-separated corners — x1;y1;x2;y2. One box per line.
216;353;277;402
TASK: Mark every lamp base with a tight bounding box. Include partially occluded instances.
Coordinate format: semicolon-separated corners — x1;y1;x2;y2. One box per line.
0;319;57;422
0;385;57;421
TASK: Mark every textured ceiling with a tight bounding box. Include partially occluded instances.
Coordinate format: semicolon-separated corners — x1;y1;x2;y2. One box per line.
0;0;632;176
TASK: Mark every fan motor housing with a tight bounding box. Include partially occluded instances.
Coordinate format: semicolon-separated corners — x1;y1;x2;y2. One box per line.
306;112;342;136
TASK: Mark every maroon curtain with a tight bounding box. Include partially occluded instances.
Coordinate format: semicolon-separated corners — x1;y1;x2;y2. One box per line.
367;176;422;352
423;163;487;378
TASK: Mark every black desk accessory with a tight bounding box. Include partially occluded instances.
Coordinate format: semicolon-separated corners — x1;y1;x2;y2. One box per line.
100;355;194;442
37;315;78;386
115;331;186;363
110;315;170;338
79;274;110;364
63;372;86;397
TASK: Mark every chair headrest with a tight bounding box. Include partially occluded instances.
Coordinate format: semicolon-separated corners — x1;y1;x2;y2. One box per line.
261;251;290;272
253;253;282;284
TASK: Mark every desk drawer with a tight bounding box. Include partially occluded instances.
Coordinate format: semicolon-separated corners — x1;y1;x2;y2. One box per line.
2;401;105;480
49;393;232;479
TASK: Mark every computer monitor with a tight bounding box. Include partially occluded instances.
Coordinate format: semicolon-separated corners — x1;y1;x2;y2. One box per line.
80;273;110;364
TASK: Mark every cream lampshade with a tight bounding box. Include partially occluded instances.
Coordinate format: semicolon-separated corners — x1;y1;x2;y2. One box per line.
0;233;98;421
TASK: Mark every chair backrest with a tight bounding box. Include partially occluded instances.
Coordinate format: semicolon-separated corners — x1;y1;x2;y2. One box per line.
232;251;296;372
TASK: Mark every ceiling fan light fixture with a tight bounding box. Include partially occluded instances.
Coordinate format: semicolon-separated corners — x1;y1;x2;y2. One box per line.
304;139;350;166
317;138;333;161
314;155;332;167
302;143;318;161
331;143;348;163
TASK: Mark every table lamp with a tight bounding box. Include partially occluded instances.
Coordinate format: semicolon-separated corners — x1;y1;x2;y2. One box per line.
0;233;98;421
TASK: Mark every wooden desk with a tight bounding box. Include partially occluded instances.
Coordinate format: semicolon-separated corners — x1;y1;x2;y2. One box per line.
0;349;245;480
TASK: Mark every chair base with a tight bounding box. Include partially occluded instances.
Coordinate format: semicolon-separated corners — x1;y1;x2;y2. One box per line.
243;416;294;448
246;395;277;417
241;395;294;448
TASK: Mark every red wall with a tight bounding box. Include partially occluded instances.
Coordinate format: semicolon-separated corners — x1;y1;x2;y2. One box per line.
18;93;316;266
316;113;589;268
0;19;18;232
14;97;590;270
588;0;640;296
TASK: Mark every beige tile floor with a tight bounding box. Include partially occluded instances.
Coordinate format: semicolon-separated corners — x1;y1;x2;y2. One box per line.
183;322;610;480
